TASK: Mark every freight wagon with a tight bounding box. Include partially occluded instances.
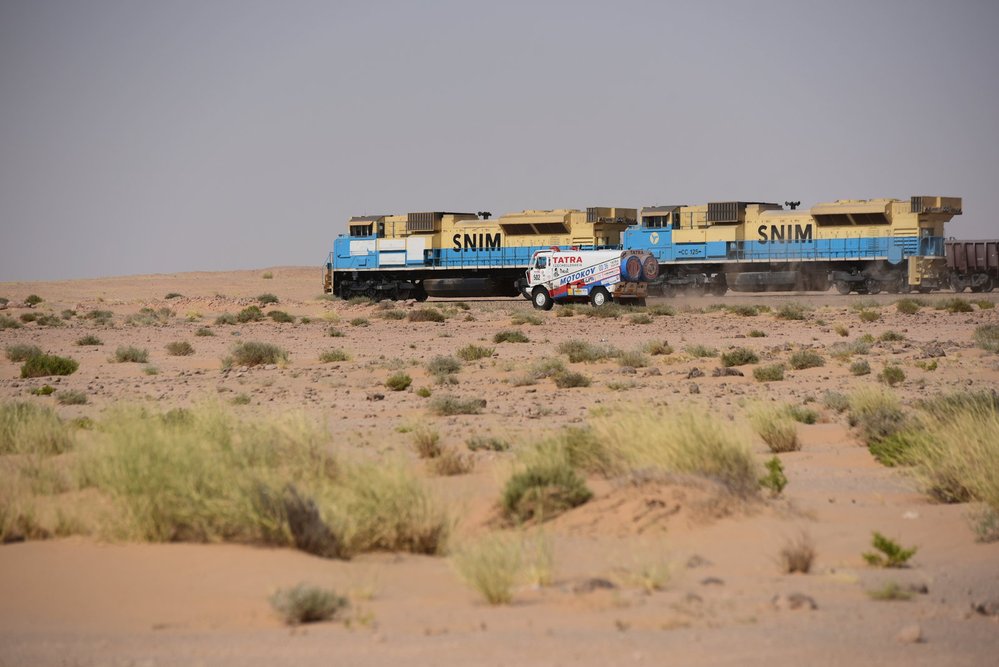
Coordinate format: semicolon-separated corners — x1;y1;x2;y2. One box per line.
947;240;998;292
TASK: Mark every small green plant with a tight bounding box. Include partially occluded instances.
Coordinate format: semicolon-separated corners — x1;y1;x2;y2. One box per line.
21;354;79;378
380;309;407;320
327;327;345;337
685;344;718;358
415;386;432;398
214;313;237;325
55;390;87;405
164;292;183;299
975;324;999;353
0;316;22;330
879;330;905;342
319;348;350;363
778;532;815;574
895;298;921;315
6;344;42;362
553;370;590;388
848;387;906;445
457;344;494;361
257;293;279;305
30;384;56;396
36;314;64;327
268;310;294;323
914;359;938;371
426;355;461;378
195;327;214;337
775;302;808;320
20;313;37;323
270;584;347;625
411;427;442;458
630;313;653;325
386;372;412;391
467;436;510;452
879;365;905;387
430;446;475;476
645;340;674;355
502;460;592;523
617;350;650;368
261;271;274;279
857;309;880;322
753;364;785;382
114;346;149;363
347;295;372;306
231;393;252;405
166;341;194;356
493;330;529;344
759;456;787;496
834;324;849;337
726;304;760;317
408;308;445;323
0;401;71;454
748;329;767;338
24;294;43;306
721;347;759;367
822;390;850;413
937;297;973;313
866;581;913;601
236;306;265;323
349;317;369;327
558;340;619;362
225;341;288;367
511;312;542;326
850;359;871;376
973;299;995;310
452;533;522;605
862;532;917;568
648;304;675;317
143;366;159;375
749;405;800;453
76;334;103;346
429;395;485;416
789;349;824;370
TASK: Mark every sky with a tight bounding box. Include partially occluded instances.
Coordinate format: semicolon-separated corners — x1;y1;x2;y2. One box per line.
1;0;997;281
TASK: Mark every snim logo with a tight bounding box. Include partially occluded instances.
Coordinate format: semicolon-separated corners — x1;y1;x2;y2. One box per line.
649;232;660;245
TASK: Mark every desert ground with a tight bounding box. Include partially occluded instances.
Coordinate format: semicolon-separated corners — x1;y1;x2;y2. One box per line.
1;266;998;666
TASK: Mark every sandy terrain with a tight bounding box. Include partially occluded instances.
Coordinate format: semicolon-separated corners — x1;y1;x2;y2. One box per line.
1;267;998;666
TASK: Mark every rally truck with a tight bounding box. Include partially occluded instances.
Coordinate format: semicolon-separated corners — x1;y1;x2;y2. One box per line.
525;248;658;310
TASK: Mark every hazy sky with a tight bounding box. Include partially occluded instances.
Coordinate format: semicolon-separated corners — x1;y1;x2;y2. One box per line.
1;0;997;281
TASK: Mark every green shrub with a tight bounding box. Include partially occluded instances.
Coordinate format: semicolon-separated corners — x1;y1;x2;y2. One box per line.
753;364;785;382
775;302;808;320
195;327;214;337
270;583;348;625
429;395;485;416
466;436;510;452
21;354;79;378
848;387;905;446
76;334;103;346
349;317;369;327
215;313;238;325
386;372;412;391
850;359;871;376
25;294;43;306
511;313;542;326
822;390;850;413
0;316;22;330
226;341;288;367
114;346;149;363
786;405;819;424
726;304;760;317
452;534;522;604
415;387;432;398
327;327;345;337
262;272;274;279
236;306;265;323
493;330;529;344
0;402;72;454
878;365;905;386
408;308;445;323
868;431;925;467
857;309;880;322
648;304;675;317
748;329;767;338
721;347;759;367
5;344;42;362
20;313;37;323
553;370;590;388
629;313;653;325
937;297;973;313
867;581;914;601
759;456;788;496
164;292;183;299
411;428;442;458
617;350;650;368
895;298;920;314
457;344;494;361
426;355;461;377
257;293;279;305
501;459;592;523
778;532;815;573
429;447;475;476
166;341;194;357
347;295;372;306
879;330;905;342
789;349;824;370
558;340;619;362
35;314;64;327
231;393;252;405
55;390;87;406
829;339;871;359
973;299;995;310
975;324;999;353
85;309;114;324
380;309;407;320
126;307;174;326
645;340;674;355
584;303;626;319
685;344;718;358
268;310;294;323
30;385;55;396
863;532;917;568
749;405;800;453
319;348;350;363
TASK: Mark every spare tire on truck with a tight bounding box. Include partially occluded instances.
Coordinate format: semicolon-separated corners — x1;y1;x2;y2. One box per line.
620;255;643;282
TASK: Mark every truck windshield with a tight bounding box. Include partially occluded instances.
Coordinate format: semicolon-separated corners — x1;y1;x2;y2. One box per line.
535;256;548;269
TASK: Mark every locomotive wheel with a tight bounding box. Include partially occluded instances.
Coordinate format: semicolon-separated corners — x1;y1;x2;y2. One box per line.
710;283;727;297
413;285;428;302
532;287;554;311
834;281;852;295
864;279;882;295
590;287;611;307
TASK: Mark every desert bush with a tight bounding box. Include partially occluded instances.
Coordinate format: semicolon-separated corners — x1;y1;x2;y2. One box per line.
379;309;407;320
415;387;432;398
430;447;475;476
501;457;592;523
863;532;917;568
452;533;522;604
829;339;871;359
165;341;194;357
584;303;626;319
114;346;149;363
21;354;78;378
327;327;345;337
236;306;265;323
408;308;445;323
788;349;824;370
847;386;906;446
0;316;22;330
25;294;43;306
429;395;485;416
748;329;767;338
126;307;174;326
588;408;760;497
493;330;529;344
269;584;347;625
511;313;542;326
457;344;494;361
822;390;850;413
630;313;653;325
753;364;785;382
385;372;412;391
144;366;159;376
969;506;999;543
0;402;72;455
878;365;905;386
467;436;510;452
850;359;871;376
214;313;238;325
85;309;114;325
164;292;183;300
749;404;800;453
975;324;999;353
685;344;718;358
648;304;675;317
759;456;787;496
555;306;575;318
553;370;590;388
262;272;274;279
785;406;818;424
528;357;566;380
318;348;350;363
76;333;104;346
268;310;294;323
937;297;973;313
20;313;37;323
257;293;279;305
225;341;288;367
5;344;42;362
645;340;674;355
55;390;87;406
867;581;913;601
411;428;442;459
857;309;880;322
30;385;55;396
721;347;759;367
557;339;619;363
231;393;252;405
617;350;650;368
35;314;64;327
774;302;808;320
426;355;461;378
879;330;905;342
194;327;214;337
726;304;760;317
778;532;815;574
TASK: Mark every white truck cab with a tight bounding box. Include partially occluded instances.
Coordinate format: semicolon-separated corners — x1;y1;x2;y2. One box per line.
526;248;658;310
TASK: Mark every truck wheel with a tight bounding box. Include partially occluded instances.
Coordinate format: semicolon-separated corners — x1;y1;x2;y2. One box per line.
590;287;611;307
532;287;554;311
834;281;852;295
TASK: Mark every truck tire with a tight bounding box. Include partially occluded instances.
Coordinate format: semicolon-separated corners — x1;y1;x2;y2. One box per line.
590;287;611;307
641;257;659;281
532;286;554;311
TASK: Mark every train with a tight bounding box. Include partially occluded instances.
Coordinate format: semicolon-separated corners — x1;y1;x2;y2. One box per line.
322;195;970;300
